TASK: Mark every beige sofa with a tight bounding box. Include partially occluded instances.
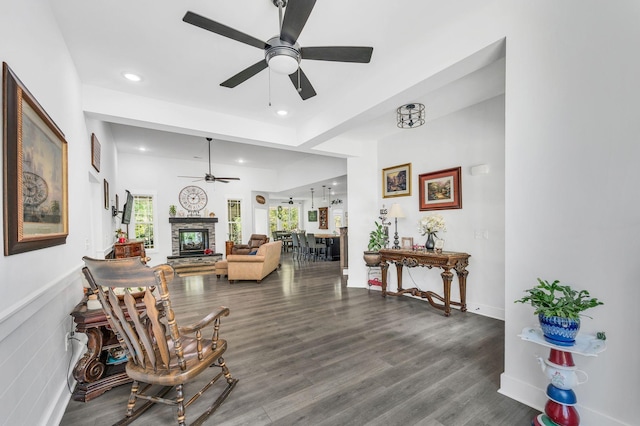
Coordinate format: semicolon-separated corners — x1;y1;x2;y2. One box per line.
227;241;282;283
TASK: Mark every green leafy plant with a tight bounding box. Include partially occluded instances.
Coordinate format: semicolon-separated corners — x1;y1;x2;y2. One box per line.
515;278;603;320
367;221;388;251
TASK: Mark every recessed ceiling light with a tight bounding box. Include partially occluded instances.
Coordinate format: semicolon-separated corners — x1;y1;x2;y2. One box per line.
276;110;288;116
237;159;245;163
123;72;142;82
138;147;146;152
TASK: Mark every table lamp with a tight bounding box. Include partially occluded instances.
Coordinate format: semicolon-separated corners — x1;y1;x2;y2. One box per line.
387;203;405;249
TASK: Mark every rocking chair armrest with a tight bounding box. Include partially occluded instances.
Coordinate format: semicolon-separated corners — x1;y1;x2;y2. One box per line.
178;306;230;334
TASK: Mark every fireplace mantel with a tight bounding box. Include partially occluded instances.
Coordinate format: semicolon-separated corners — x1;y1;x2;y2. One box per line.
169;217;218;224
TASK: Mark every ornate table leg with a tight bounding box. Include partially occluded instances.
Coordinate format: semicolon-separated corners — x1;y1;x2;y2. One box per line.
73;327;105;384
395;263;404;292
454;259;469;312
380;261;389;297
440;268;454;316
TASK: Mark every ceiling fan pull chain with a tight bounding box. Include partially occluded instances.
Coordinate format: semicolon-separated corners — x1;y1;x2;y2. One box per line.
268;67;272;106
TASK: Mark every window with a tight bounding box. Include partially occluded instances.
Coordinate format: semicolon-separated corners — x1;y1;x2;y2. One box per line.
227;199;242;244
269;205;299;233
133;194;155;249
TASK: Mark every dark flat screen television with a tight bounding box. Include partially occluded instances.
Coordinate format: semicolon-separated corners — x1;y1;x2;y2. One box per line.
121;190;133;225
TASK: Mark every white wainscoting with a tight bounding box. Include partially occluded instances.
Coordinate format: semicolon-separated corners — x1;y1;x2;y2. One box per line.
0;264;85;426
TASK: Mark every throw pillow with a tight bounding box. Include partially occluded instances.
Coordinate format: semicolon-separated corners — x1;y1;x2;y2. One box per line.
249;250;257;255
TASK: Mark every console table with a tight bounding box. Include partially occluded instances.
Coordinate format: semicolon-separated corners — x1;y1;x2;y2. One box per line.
379;249;470;316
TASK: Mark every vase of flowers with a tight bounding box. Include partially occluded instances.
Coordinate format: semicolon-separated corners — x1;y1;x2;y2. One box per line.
418;214;446;251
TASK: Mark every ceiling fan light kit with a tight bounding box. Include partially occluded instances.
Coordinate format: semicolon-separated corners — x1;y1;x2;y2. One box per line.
265;37;301;74
182;0;373;100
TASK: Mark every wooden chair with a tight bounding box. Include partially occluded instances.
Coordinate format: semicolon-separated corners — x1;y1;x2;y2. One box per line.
81;256;238;426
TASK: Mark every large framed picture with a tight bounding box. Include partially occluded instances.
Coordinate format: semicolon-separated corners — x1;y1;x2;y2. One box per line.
3;62;69;255
418;166;462;211
382;163;411;198
308;210;318;222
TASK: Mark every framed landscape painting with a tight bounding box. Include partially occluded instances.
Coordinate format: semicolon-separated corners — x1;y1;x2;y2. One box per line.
418;167;462;211
3;62;69;255
382;163;411;198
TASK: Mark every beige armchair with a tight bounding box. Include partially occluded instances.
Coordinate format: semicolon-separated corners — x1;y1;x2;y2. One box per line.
230;234;269;255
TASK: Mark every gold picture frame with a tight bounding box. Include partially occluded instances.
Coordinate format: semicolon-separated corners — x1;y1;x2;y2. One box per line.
382;163;411;198
3;62;69;255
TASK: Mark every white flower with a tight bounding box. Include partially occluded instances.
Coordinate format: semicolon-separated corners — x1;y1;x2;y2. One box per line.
418;214;446;236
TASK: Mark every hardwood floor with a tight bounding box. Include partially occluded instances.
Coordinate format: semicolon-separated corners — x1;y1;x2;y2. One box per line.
60;254;539;425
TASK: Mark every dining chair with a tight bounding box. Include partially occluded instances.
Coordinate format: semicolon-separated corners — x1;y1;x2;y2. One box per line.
306;233;327;261
297;232;309;260
291;232;300;260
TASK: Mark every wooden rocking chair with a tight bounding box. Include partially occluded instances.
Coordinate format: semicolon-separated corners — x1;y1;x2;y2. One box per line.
81;256;238;426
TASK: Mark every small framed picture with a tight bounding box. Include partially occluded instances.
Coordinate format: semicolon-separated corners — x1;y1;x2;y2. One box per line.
91;133;101;172
308;210;318;222
401;237;413;250
103;179;109;210
435;239;445;253
382;163;411;198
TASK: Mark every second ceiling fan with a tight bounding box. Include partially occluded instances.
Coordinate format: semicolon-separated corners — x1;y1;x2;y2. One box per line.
182;0;373;100
178;138;240;183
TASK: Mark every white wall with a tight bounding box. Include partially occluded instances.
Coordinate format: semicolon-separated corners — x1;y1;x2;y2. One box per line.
500;3;640;424
0;0;98;424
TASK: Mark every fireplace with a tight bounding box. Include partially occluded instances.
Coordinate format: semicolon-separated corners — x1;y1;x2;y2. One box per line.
179;228;209;256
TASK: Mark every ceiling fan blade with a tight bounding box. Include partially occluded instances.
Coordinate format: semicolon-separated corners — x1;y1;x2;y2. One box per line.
221;60;268;88
301;46;373;63
288;68;316;100
183;11;270;50
215;177;240;181
178;175;202;179
280;0;316;45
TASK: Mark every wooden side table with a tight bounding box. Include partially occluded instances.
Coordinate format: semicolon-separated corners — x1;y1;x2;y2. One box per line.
70;296;148;401
225;241;234;257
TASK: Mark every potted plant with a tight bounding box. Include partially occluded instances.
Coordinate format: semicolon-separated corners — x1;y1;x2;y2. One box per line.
169;205;177;217
515;278;603;346
363;221;388;266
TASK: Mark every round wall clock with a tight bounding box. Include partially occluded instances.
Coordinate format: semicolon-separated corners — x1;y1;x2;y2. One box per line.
179;185;208;216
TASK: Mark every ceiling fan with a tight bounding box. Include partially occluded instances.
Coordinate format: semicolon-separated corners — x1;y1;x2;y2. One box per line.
281;197;300;204
182;0;373;100
178;138;240;183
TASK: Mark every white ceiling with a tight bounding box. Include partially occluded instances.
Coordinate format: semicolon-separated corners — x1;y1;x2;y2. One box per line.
49;0;505;200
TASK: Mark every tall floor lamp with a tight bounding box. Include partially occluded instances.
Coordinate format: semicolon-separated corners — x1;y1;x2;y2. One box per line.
387;203;405;249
